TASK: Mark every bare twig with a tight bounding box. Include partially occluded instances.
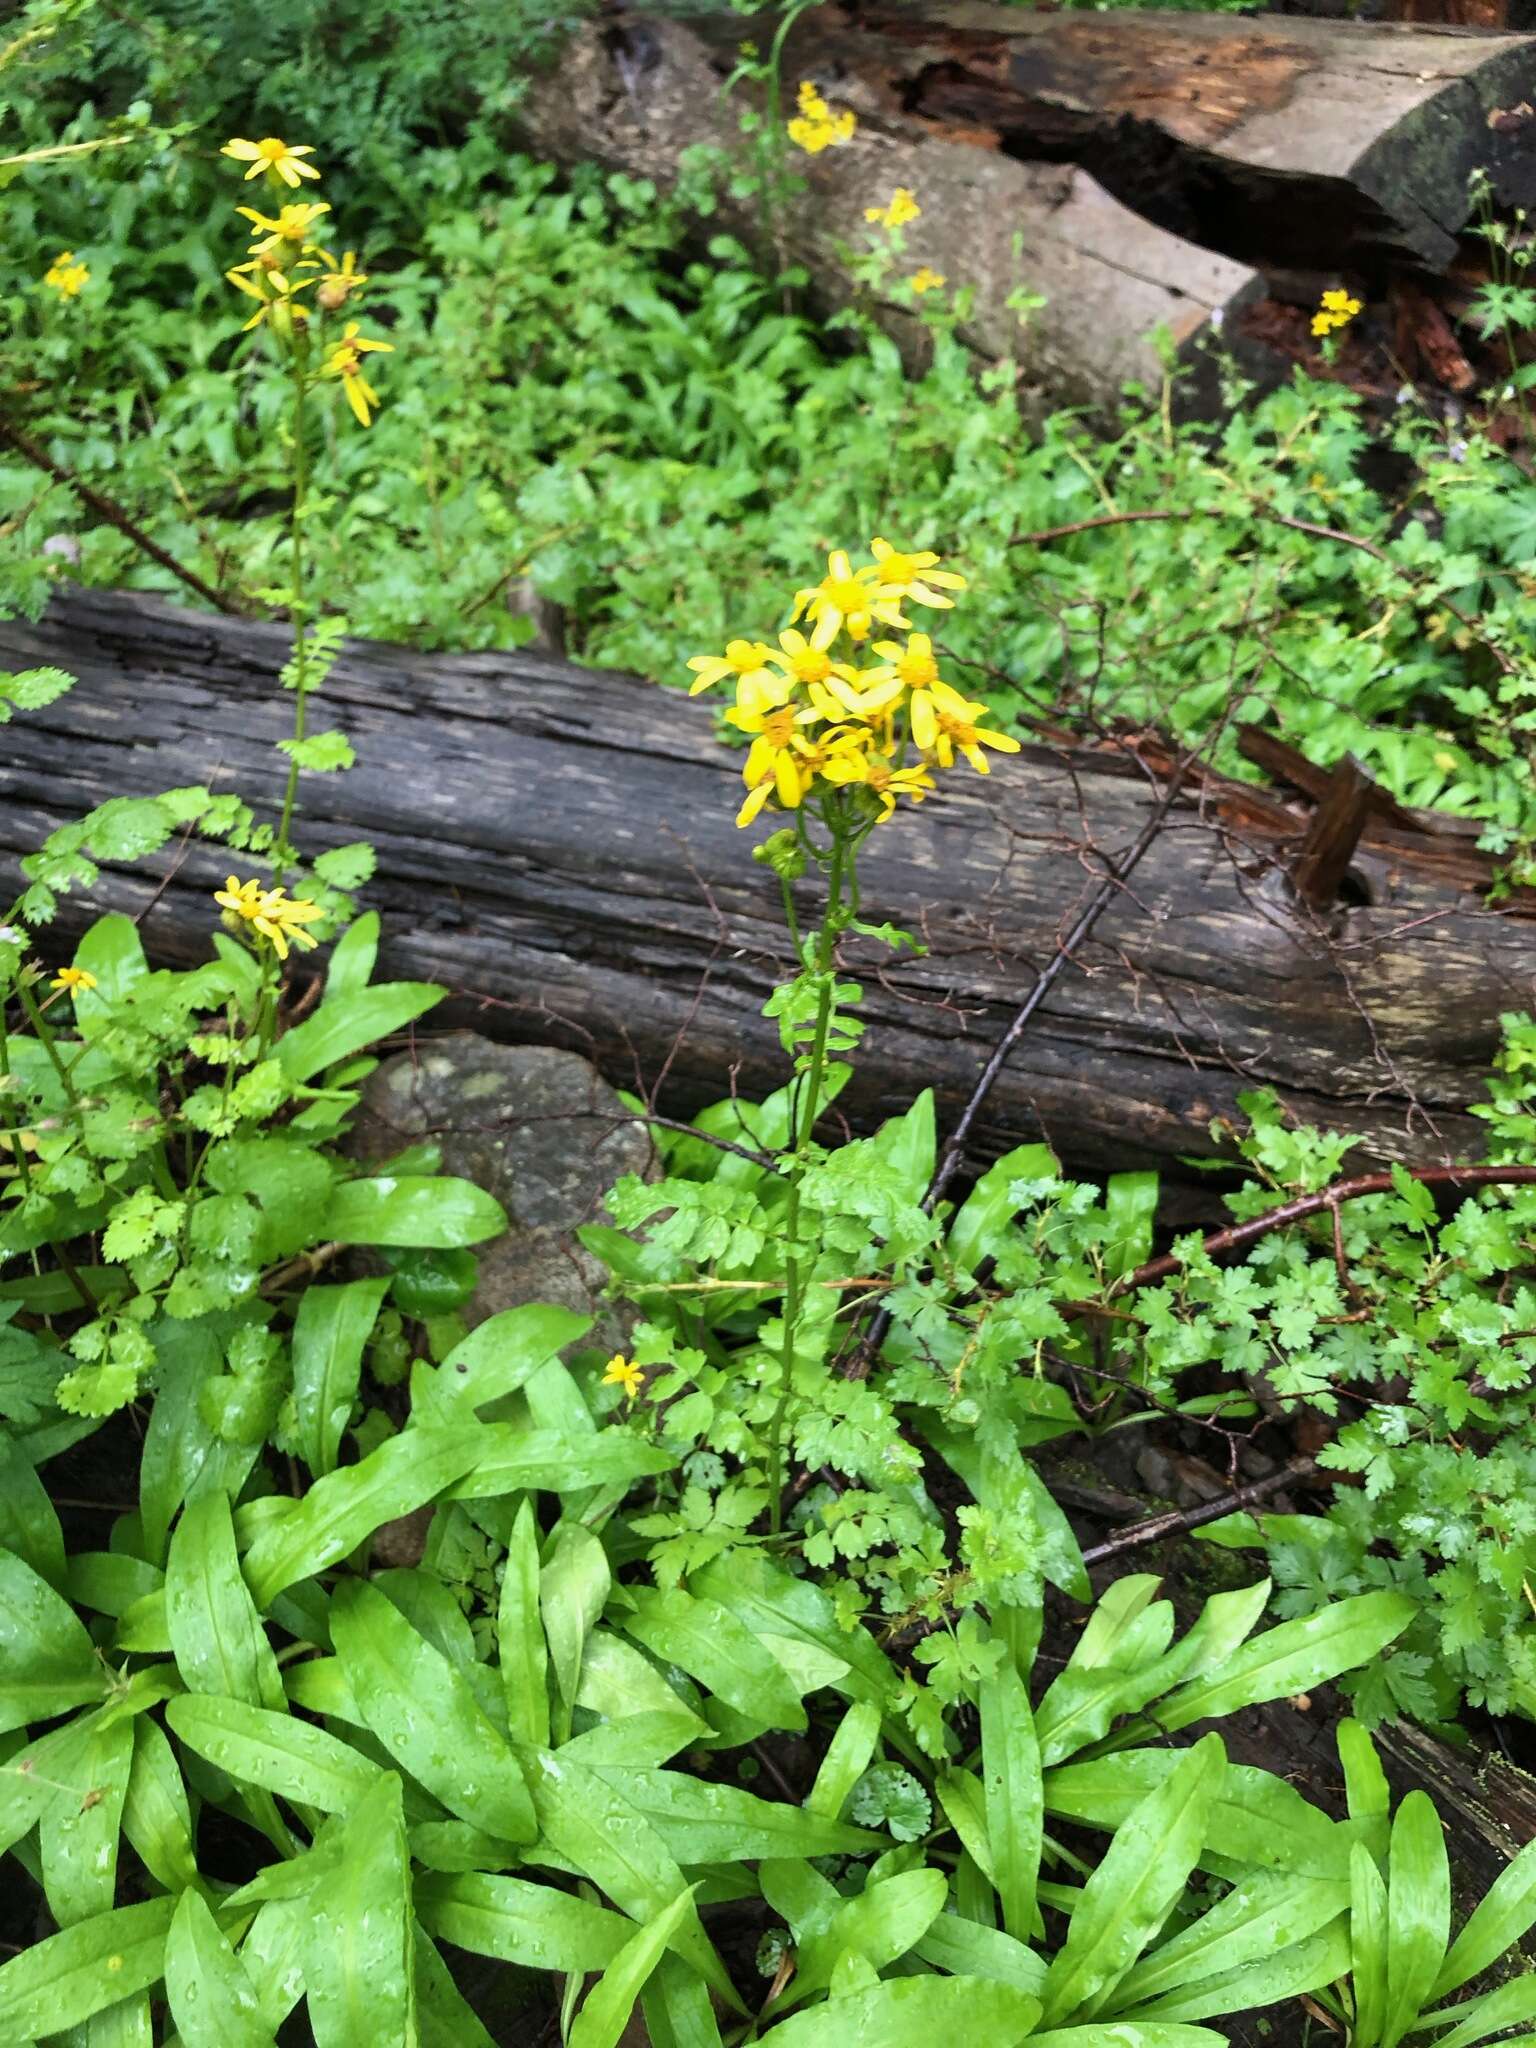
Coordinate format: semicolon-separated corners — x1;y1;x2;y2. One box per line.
1079;1459;1316;1566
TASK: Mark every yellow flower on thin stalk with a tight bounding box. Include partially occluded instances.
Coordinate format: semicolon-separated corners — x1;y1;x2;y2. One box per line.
865;188;920;231
820;742;936;822
49;966;97;996
1311;287;1362;339
43;251;89;298
787;78;856;154
790;549;908;645
868;537;967;610
863;630;950;748
225;261;314;333
602;1354;646;1401
221;136;321;188
686;638;781;708
910;267;946;296
321;321;393;427
214;877;324;962
925;678;1022;775
236;201;331;259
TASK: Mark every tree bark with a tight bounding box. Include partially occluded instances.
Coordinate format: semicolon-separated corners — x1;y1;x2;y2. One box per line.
4;586;1536;1179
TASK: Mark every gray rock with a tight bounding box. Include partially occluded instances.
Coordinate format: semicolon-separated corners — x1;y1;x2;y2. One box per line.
504;576;567;658
350;1037;654;1345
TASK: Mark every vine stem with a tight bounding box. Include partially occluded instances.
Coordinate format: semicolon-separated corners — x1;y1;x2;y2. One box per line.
766;826;847;1533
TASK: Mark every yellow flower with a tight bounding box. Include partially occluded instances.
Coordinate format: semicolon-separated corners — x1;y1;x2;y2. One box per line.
687;638;780;704
235;202;331;270
910;267;946;295
314;247;369;311
865;188;920;231
868;536;967;610
602;1353;646;1400
925;678;1021;775
820;742;936;821
321;321;393;427
225;261;314;332
728;699;820;814
43;251;89;298
221;136;321;188
49;966;98;995
1311;287;1362;338
864;630;949;747
787;80;856;153
790;549;908;645
214;877;324;961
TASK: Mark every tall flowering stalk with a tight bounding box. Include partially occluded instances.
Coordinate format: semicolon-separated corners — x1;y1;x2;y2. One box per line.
688;541;1017;1528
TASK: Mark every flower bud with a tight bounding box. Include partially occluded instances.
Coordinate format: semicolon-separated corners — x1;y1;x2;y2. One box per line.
752;829;805;881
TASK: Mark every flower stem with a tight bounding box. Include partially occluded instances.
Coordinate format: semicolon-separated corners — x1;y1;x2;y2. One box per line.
272;348;311;884
14;980;80;1109
766;823;846;1533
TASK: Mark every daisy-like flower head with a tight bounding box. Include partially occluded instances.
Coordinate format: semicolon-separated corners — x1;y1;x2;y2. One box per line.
49;966;98;995
321;321;394;427
910;267;946;296
236;201;331;260
225;260;315;332
221;136;321;188
868;536;967;610
821;741;936;821
602;1353;646;1400
787;80;857;154
686;638;780;708
1311;287;1363;339
864;630;948;747
865;188;920;232
43;251;90;298
925;678;1022;776
214;877;324;961
790;549;908;645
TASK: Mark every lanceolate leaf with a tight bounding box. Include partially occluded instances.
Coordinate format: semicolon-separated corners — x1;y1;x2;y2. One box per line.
413;1871;630;1972
164;1888;276;2048
0;1898;175;2038
1383;1791;1450;2048
980;1661;1043;1942
1148;1593;1415;1737
1433;1832;1536;2001
39;1712;132;1927
290;1278;391;1478
586;1766;882;1863
753;1975;1041;2045
499;1499;550;1747
167;1493;284;1710
0;1546;106;1734
277;982;443;1084
413;1923;498;2048
622;1586;807;1733
569;1886;698;2048
302;1773;415;2048
330;1578;536;1844
165;1694;381;1812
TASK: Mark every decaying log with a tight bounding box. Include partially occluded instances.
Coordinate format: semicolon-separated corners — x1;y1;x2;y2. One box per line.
680;3;1536;269
519;13;1269;413
4;586;1536;1178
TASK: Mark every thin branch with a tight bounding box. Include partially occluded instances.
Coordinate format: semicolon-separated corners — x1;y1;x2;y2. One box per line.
0;414;246;616
1079;1459;1316;1566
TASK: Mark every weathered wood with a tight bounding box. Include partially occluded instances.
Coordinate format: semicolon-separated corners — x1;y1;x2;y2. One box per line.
519;13;1269;414
701;3;1536;269
4;586;1536;1178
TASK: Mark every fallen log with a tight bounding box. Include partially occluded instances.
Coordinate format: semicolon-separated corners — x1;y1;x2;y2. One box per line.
3;586;1536;1178
520;13;1269;414
675;2;1536;269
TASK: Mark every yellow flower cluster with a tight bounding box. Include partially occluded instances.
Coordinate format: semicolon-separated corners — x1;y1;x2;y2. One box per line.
688;541;1019;830
865;188;920;232
49;966;97;996
787;79;856;154
220;134;390;423
42;250;89;298
214;876;324;961
1311;287;1362;339
910;266;945;296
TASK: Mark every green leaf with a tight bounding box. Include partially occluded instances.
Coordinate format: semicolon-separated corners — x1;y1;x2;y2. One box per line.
1433;1832;1536;2000
1025;2030;1227;2047
981;1660;1043;1942
946;1143;1058;1273
413;1924;499;2048
324;914;379;999
540;1521;611;1715
302;1773;415;2048
138;1317;261;1567
622;1586;807;1732
0;1898;175;2037
416;1304;591;1423
278;983;444;1083
692;1552;896;1709
165;1888;276;2048
164;1693;381;1811
0;1434;65;1591
39;1714;132;1926
0;1546;105;1733
753;1975;1041;2045
915;1913;1045;1993
241;1427;485;1607
517;1742;743;2011
1041;1734;1225;2026
586;1766;883;1863
789;1868;948;2004
1117;1918;1350;2027
331;1577;536;1842
327;1174;506;1248
1383;1791;1449;2048
642;1953;727;2048
1351;1841;1389;2048
1420;1979;1536;2048
442;1424;675;1498
570;1886;698;2048
291;1278;391;1477
806;1701;881;1822
167;1492;284;1709
1149;1592;1415;1735
499;1499;549;1747
414;1870;630;1971
1102;1171;1160;1281
122;1714;198;1894
1111;1872;1348;2012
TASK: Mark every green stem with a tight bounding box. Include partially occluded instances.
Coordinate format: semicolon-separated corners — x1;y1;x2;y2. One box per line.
272;349;312;884
15;982;80;1108
766;825;846;1534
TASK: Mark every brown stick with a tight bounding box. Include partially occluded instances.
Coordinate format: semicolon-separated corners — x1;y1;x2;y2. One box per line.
1291;754;1372;910
0;415;246;617
1079;1458;1316;1566
1116;1164;1536;1296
